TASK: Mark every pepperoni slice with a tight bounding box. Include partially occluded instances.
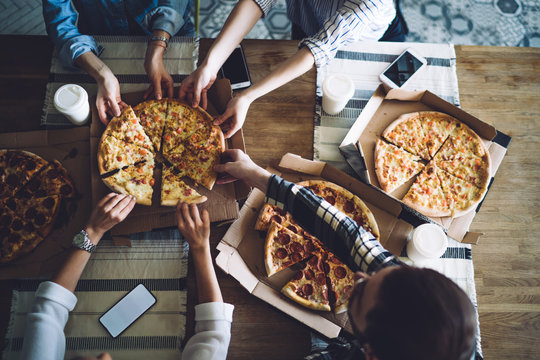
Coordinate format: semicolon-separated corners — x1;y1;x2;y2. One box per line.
290;242;304;254
291;252;302;263
304;241;316;253
278;232;290;245
27;179;40;191
344;200;355;213
0;214;12;227
34;213;46;226
302;284;314;296
42;197;55;209
276;248;288;259
293;270;304;281
6;174;18;185
8;156;21;167
11;220;23;231
334;266;347;279
60;185;73;196
0;227;9;238
6;199;17;211
316;273;326;286
308;256;319;266
287;225;298;233
325;195;336;205
26;160;36;171
47;169;60;179
276;207;287;216
8;233;20;243
304;269;315;280
25;208;37;219
271;215;282;224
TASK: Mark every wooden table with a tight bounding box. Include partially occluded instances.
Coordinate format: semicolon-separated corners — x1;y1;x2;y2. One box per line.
1;35;539;359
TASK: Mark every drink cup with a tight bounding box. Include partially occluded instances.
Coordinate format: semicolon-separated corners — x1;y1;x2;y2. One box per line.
54;84;90;125
322;74;355;115
406;224;448;264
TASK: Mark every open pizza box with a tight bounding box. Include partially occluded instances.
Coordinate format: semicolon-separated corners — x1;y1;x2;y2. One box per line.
0;127;92;279
89;79;250;245
339;85;511;244
215;152;433;338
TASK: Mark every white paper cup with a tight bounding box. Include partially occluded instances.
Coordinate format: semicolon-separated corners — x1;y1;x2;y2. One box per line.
406;224;448;264
54;84;90;125
322;74;355;115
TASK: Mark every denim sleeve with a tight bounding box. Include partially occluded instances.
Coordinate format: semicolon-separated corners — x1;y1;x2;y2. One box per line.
42;0;101;70
142;0;190;36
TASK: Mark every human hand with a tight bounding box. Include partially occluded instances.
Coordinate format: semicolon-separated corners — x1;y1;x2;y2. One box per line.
96;71;127;125
213;149;271;191
144;43;174;100
213;94;252;138
178;64;217;109
84;194;136;244
176;202;210;252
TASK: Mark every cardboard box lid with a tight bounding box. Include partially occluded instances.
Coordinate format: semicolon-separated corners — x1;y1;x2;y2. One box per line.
0;127;92;279
339;85;511;244
216;153;438;338
89;80;249;236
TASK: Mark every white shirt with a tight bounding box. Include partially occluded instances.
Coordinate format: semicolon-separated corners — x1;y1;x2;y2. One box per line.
20;281;234;360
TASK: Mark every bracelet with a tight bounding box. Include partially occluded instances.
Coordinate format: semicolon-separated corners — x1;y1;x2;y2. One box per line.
150;35;169;49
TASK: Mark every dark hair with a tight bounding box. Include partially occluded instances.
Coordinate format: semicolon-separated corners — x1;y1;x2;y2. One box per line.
364;266;476;360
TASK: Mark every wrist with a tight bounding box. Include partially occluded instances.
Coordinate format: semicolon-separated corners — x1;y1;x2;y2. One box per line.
84;226;104;245
201;58;220;78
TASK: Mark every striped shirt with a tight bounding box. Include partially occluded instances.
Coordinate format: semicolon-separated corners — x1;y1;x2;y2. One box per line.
254;0;396;67
265;175;400;273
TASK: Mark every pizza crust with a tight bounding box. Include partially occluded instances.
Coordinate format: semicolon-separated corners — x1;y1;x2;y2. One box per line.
281;283;331;312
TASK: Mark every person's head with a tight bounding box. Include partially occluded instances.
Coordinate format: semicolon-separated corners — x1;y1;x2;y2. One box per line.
72;353;112;360
348;265;476;360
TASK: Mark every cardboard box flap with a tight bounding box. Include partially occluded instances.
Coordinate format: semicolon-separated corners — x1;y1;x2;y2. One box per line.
278;153;326;176
0;127;89;148
216;246;260;293
386;88;426;102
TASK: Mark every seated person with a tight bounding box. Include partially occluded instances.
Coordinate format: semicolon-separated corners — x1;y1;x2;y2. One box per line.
213;149;478;360
20;193;233;360
43;0;194;124
179;0;406;138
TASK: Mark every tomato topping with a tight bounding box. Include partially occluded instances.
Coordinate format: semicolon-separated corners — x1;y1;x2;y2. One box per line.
154;115;161;122
149;178;155;186
177;127;183;133
141;178;146;184
131;118;137;124
198;168;203;173
139;149;147;155
164;134;171;141
184;188;192;196
116;156;122;161
137;167;144;174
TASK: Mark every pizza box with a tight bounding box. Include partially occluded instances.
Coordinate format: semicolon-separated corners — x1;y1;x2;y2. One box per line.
89;79;250;244
0;127;92;279
215;152;430;338
339;85;511;244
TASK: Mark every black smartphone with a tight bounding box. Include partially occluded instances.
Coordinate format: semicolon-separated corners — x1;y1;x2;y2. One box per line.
220;45;252;90
379;48;427;89
99;284;156;338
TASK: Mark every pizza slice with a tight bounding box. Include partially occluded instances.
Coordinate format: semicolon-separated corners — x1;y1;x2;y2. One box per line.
133;99;168;152
161;164;207;206
445;122;489;158
0;207;44;263
162;100;197;153
418;112;458;158
436;167;486;218
402;165;450;217
374;139;425;193
255;203;295;231
17;160;75;198
102;160;155;205
174;144;221;190
323;252;355;314
281;251;331;312
98;136;154;175
432;150;491;190
105;106;153;150
264;222;317;276
382;113;431;160
3;195;61;237
0;150;48;197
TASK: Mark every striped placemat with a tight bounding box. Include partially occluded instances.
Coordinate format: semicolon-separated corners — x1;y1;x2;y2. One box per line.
42;35;198;126
3;228;188;360
314;41;482;359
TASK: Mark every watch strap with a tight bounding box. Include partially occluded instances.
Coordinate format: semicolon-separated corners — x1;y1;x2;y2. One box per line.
150;35;169;48
74;230;96;253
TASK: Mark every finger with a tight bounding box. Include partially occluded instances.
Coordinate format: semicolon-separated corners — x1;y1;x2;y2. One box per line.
97;100;109;125
215;175;238;184
189;203;201;224
176;201;185;228
213;107;232;126
110;195;135;218
117;196;137;219
109;97;121;117
200;91;208;110
201;209;210;226
178;83;188;100
119;101;128;110
181;202;195;229
98;193;118;207
223;124;239;139
143;85;154;100
186;93;193;106
165;80;174;99
103;193;124;212
192;82;202;107
154;80;162;100
220;148;241;162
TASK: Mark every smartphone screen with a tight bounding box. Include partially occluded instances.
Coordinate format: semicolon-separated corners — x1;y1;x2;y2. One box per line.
99;284;156;338
383;51;425;87
221;46;251;90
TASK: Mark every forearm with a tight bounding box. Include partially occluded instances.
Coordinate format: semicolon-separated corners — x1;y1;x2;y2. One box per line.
75;51;113;83
52;227;103;293
145;30;169;67
202;0;263;74
241;47;315;103
191;247;223;303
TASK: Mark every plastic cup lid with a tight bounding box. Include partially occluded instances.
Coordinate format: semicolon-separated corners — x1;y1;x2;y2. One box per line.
412;224;448;258
54;84;88;111
322;75;355;101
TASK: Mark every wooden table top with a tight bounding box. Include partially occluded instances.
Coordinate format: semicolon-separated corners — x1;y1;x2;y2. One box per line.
1;35;539;359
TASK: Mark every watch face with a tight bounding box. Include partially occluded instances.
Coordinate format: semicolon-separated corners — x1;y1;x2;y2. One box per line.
73;232;86;247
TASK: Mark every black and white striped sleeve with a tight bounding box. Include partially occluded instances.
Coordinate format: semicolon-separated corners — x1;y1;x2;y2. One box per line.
252;0;277;17
265;175;400;273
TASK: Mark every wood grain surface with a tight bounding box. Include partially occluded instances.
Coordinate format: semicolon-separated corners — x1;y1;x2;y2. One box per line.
0;36;538;359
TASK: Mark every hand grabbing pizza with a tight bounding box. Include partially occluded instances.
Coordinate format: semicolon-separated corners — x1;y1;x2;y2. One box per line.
214;149;271;191
84;193;136;244
178;63;217;110
144;42;174;101
176;202;210;252
213;94;252;138
96;70;128;125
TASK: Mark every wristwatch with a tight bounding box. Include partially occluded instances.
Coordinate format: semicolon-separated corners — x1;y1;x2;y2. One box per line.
72;230;96;253
150;35;169;49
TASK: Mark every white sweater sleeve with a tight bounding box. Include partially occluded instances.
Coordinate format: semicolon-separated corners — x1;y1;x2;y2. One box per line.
20;281;78;360
181;302;235;360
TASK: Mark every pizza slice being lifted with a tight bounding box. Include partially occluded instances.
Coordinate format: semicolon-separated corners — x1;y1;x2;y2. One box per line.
103;161;155;205
133;99;168;152
161;164;207;206
105;106;153;150
98;136;154;175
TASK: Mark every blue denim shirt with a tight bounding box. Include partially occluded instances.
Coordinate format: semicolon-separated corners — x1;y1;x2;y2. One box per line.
43;0;194;69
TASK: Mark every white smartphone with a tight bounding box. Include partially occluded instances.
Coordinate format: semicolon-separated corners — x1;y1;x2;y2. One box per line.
379;48;427;89
99;284;156;338
220;45;252;90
